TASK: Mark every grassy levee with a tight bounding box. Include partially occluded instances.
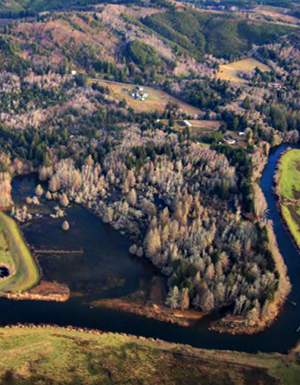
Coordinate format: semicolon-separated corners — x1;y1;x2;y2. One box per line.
0;326;299;385
0;212;39;293
277;149;300;249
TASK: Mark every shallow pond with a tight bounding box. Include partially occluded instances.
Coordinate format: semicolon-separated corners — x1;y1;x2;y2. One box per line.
0;266;9;278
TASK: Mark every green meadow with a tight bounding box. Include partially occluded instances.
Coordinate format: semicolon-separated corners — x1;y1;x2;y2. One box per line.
279;149;300;200
279;150;300;249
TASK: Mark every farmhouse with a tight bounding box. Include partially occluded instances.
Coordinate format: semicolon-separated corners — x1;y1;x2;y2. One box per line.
130;87;149;102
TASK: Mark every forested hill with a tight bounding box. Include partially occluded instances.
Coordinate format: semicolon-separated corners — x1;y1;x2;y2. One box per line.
142;9;294;59
0;0;165;14
0;0;98;13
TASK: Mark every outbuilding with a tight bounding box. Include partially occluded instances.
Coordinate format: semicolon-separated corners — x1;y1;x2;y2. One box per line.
183;120;192;128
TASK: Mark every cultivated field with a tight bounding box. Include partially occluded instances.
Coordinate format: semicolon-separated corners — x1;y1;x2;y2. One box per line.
0;212;39;293
278;150;300;248
89;79;202;116
161;119;222;140
173;119;221;132
217;58;271;83
0;326;299;385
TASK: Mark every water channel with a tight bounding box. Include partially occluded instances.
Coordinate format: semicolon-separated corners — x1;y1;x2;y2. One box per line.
0;143;299;354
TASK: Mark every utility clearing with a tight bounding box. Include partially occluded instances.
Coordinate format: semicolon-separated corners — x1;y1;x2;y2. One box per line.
0;212;39;294
217;58;271;83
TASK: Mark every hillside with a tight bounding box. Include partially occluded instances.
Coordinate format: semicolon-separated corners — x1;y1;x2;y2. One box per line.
0;326;299;385
0;0;161;14
142;8;294;59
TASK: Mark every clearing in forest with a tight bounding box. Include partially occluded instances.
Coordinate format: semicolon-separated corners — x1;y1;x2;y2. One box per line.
89;79;202;116
217;58;271;83
253;6;300;26
0;212;39;293
278;149;300;248
160;119;221;135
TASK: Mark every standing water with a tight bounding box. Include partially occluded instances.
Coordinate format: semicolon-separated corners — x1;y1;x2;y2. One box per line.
0;144;300;353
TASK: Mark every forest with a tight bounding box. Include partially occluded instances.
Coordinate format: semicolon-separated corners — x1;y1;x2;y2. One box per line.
0;0;298;331
142;8;293;59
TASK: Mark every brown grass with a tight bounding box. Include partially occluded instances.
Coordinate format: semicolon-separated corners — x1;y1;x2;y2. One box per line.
217;58;271;83
253;6;300;25
162;119;221;137
89;79;202;116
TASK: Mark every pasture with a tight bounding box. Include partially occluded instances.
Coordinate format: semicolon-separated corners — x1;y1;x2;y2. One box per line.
217;58;271;83
253;6;300;26
0;326;299;385
160;119;221;137
279;149;300;201
0;212;39;293
89;79;202;116
278;150;300;249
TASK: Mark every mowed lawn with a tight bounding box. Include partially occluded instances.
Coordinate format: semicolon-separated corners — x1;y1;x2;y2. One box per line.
279;150;300;248
217;58;271;83
0;212;39;293
89;79;202;116
0;326;299;385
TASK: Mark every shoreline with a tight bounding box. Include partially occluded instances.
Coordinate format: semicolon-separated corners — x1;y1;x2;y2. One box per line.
90;297;206;327
209;221;291;335
2;143;294;334
1;280;70;302
1;324;299;385
90;276;206;327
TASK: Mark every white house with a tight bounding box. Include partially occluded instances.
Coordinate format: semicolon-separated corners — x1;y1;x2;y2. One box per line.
183;120;192;128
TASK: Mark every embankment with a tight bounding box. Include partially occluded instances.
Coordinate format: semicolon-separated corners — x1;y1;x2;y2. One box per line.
0;325;299;385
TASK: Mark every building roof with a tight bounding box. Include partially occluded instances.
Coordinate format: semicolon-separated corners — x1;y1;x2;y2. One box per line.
183;120;192;127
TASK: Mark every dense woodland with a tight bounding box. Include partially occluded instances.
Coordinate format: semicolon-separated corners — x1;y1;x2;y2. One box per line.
0;0;298;327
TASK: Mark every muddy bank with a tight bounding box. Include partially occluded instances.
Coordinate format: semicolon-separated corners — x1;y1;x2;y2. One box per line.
5;280;70;302
91;276;205;327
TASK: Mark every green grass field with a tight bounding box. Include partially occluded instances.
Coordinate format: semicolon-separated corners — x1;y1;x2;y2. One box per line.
0;326;299;385
0;212;40;293
279;149;300;201
278;150;300;248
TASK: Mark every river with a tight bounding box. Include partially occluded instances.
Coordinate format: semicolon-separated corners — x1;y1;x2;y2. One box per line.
0;143;299;354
